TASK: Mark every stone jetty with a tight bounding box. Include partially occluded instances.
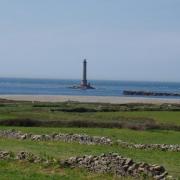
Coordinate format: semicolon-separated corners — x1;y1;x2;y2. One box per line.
123;90;180;97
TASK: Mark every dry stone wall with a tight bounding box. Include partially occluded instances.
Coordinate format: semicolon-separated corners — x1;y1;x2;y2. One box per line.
116;140;180;152
61;153;170;179
0;129;112;145
0;129;179;152
0;151;171;179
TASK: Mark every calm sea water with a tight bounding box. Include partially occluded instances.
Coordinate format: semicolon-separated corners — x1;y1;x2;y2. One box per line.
0;78;180;98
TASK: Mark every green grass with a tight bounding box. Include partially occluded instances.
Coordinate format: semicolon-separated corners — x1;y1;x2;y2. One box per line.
0;101;179;179
0;114;16;120
6;110;180;125
115;111;180;125
0;102;180;126
0;160;120;180
0;137;179;177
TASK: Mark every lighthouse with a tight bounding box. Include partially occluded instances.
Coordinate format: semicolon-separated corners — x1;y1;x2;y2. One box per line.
81;59;87;86
70;59;94;89
80;59;94;89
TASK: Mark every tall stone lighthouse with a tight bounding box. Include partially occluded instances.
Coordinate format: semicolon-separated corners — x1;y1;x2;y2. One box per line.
80;59;94;89
70;59;94;89
81;59;87;86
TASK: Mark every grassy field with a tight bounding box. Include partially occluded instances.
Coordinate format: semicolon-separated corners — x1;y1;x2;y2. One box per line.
0;102;180;129
0;102;179;124
3;110;180;125
0;133;179;177
0;160;119;180
115;111;180;125
0;100;179;179
0;126;179;144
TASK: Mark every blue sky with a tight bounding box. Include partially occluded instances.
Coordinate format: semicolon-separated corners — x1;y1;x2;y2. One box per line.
0;0;180;81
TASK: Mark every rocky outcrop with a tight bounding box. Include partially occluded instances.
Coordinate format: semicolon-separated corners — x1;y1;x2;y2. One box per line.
123;90;180;97
0;130;179;152
61;153;169;179
0;151;171;179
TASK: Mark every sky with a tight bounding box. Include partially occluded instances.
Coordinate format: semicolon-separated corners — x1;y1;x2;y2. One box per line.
0;0;180;82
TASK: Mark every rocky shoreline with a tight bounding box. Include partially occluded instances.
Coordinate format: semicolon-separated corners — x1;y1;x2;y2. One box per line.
0;151;171;179
0;129;179;152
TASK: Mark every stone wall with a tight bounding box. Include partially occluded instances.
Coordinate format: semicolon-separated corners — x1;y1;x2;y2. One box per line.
116;140;180;152
61;153;169;179
0;129;112;145
0;129;179;152
0;151;171;179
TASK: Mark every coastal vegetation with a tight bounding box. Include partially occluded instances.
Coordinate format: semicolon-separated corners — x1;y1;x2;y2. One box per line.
0;100;180;130
0;99;179;179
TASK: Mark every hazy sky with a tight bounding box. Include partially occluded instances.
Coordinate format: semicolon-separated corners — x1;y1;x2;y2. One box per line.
0;0;180;81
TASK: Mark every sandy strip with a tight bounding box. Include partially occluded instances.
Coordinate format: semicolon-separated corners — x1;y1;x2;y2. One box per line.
0;95;180;104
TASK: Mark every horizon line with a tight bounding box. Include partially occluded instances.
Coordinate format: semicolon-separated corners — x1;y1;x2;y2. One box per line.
0;76;180;84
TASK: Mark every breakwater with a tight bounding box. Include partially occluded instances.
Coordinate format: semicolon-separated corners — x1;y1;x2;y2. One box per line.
123;90;180;97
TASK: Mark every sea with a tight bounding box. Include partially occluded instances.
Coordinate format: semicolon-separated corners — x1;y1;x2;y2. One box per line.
0;78;180;98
